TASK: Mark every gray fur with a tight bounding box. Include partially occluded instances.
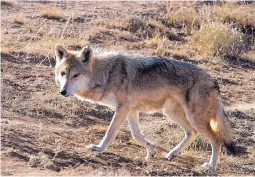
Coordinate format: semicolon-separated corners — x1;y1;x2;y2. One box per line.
90;49;217;104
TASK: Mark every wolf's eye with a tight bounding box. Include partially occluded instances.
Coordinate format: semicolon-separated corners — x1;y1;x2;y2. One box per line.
73;73;79;78
61;71;65;76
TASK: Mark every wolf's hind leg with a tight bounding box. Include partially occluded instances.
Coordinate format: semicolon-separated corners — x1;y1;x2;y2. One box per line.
201;137;221;173
128;110;156;160
164;106;197;159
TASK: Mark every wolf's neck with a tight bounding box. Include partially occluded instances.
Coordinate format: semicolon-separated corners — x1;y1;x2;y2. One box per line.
75;85;105;102
90;59;110;88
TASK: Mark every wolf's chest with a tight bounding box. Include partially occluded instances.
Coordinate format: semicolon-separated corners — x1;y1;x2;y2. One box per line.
100;94;117;108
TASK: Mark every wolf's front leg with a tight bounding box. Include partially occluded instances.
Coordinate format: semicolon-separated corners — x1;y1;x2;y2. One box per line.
87;103;129;152
128;110;156;160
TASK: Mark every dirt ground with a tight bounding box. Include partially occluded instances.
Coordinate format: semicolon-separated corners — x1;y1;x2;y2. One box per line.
1;1;255;176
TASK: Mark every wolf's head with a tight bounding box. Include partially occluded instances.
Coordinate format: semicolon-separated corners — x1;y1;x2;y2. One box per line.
54;44;94;97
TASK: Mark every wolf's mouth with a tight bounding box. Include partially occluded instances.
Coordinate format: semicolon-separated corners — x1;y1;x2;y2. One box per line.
60;89;67;96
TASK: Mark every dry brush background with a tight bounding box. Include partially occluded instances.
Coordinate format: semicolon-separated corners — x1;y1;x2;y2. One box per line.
1;1;255;176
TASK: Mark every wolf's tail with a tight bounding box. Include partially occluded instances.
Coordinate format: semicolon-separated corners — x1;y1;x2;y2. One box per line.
210;101;236;155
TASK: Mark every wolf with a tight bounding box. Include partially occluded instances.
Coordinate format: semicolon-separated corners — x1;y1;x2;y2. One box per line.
54;44;235;173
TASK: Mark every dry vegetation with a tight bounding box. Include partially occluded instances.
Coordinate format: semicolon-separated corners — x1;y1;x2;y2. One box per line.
1;1;255;176
10;14;28;25
40;6;65;21
193;22;245;57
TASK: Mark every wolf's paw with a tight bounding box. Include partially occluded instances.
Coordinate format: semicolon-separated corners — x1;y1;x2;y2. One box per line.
145;145;157;160
165;149;181;160
87;144;105;153
201;162;217;174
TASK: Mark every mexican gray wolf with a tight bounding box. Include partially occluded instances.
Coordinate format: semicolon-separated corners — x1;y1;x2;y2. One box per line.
54;44;236;173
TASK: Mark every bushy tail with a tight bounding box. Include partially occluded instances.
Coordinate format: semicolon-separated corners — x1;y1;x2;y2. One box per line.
210;101;236;155
224;141;236;155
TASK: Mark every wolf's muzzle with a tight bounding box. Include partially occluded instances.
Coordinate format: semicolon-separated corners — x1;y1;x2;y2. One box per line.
60;89;67;96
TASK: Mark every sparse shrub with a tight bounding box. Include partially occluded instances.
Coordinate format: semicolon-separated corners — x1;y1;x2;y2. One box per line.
1;1;13;7
168;3;199;34
23;36;87;57
213;3;255;28
245;50;255;61
70;12;84;22
103;16;182;42
103;16;130;30
28;152;53;168
70;12;80;20
40;7;65;20
10;15;27;25
144;31;164;48
127;16;147;33
193;21;245;58
144;29;187;57
91;19;107;26
144;30;173;57
105;16;155;38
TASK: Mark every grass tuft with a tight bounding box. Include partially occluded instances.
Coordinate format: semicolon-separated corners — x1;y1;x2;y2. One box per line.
10;15;27;25
193;21;245;58
168;5;199;35
40;7;65;20
23;36;88;57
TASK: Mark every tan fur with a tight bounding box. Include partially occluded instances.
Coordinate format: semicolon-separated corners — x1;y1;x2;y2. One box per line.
54;44;235;173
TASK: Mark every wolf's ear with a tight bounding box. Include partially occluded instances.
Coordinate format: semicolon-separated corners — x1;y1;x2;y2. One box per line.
55;44;67;63
79;45;93;64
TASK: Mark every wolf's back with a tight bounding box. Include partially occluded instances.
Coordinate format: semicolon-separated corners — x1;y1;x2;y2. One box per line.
129;56;206;90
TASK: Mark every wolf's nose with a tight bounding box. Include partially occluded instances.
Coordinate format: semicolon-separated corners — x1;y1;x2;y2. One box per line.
60;90;67;96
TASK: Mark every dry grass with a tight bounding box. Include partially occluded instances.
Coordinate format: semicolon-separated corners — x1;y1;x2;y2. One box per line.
228;6;255;28
22;35;88;56
103;16;130;30
10;15;27;25
144;31;166;48
144;30;172;56
24;36;57;55
212;3;255;28
103;16;165;39
193;21;245;58
28;152;53;168
70;12;80;20
167;2;255;35
91;19;107;26
167;2;199;35
143;29;188;58
245;50;255;61
40;6;65;20
1;0;13;7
